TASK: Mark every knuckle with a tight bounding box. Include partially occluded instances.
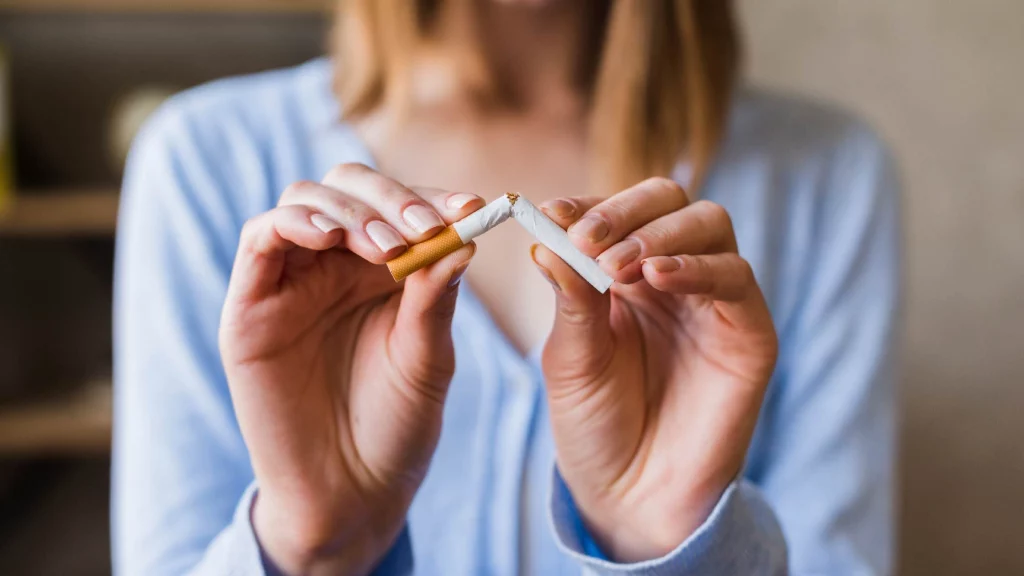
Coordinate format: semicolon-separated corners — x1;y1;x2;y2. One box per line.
644;176;689;203
280;180;317;202
428;288;460;321
691;256;716;291
644;175;678;192
238;216;261;244
736;257;756;283
597;200;630;227
634;221;673;249
341;169;407;204
371;177;407;202
574;195;604;210
556;302;600;328
323;162;371;184
336;202;365;224
692;254;713;275
699;200;734;231
409;186;443;204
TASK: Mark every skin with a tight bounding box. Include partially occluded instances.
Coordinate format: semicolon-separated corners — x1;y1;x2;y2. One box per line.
218;0;778;573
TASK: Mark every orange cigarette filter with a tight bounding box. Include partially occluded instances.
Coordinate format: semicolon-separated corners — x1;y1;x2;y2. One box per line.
386;194;516;282
386;226;465;282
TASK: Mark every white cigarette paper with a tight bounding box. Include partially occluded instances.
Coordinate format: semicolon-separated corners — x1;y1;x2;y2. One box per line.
510;195;615;294
453;194;513;242
386;192;614;293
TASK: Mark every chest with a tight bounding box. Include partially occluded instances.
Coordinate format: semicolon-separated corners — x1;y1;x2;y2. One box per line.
365;114;589;352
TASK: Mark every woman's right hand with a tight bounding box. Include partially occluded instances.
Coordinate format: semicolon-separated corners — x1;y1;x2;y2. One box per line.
218;164;483;575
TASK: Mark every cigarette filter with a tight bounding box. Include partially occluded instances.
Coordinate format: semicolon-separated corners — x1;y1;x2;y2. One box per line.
386;195;513;281
510;195;615;294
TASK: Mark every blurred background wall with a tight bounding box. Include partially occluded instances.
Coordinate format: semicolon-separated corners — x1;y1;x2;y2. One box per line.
737;1;1024;574
0;10;326;575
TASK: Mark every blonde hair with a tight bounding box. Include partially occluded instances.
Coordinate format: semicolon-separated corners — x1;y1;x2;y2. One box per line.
333;0;739;195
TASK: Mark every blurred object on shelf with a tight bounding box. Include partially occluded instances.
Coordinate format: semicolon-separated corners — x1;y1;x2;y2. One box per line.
0;188;118;236
108;86;175;172
0;379;112;455
0;0;330;13
0;44;12;214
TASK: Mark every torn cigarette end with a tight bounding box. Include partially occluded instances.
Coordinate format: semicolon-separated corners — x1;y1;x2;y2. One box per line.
384;192;614;293
510;195;615;293
386;226;465;282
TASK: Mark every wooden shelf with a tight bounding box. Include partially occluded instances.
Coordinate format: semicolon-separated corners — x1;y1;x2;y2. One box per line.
0;0;330;13
0;381;111;456
0;189;119;237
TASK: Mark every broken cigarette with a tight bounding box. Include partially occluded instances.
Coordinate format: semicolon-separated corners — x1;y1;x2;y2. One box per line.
386;192;615;294
509;195;615;294
386;194;513;281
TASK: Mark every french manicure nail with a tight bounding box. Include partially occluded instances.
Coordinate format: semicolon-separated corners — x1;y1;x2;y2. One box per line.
647;256;681;273
311;214;343;234
403;205;445;234
601;238;641;271
446;193;480;210
365;221;406;253
570;216;609;243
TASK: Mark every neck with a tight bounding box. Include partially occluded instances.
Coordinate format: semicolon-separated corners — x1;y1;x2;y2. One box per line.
427;0;598;115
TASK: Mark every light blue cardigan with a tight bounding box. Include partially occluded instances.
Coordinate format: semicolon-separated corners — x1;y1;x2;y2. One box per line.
112;58;900;575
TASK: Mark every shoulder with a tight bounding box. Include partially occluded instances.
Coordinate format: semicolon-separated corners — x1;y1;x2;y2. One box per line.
708;88;901;334
133;58;334;166
148;58;333;140
124;59;338;222
712;85;900;232
720;86;896;180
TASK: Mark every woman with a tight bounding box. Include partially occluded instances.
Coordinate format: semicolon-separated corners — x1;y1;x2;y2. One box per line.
113;0;900;574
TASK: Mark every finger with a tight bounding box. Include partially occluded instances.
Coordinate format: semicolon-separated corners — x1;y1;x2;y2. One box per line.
279;180;407;263
641;254;773;330
409;186;488;224
566;177;691;258
389;243;477;393
537;196;604;229
530;243;614;381
321;163;447;243
229;205;344;301
597;200;738;284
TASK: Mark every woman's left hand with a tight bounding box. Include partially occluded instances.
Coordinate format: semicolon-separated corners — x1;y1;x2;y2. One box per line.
534;177;779;563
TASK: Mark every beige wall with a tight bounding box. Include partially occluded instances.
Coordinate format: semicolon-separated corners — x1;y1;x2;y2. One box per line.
737;2;1024;574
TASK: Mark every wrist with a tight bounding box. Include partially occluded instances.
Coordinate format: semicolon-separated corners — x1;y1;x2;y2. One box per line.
252;489;399;576
570;477;729;563
578;507;705;563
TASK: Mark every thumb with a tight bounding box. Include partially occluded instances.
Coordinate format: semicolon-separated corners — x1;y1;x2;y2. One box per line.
388;243;476;394
531;244;615;385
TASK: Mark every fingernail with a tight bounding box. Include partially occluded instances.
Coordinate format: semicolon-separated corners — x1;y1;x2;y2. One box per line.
645;256;681;273
310;214;343;234
570;216;609;243
448;261;471;287
530;244;561;291
600;238;641;271
365;220;406;253
403;205;445;234
446;193;480;210
540;199;576;220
